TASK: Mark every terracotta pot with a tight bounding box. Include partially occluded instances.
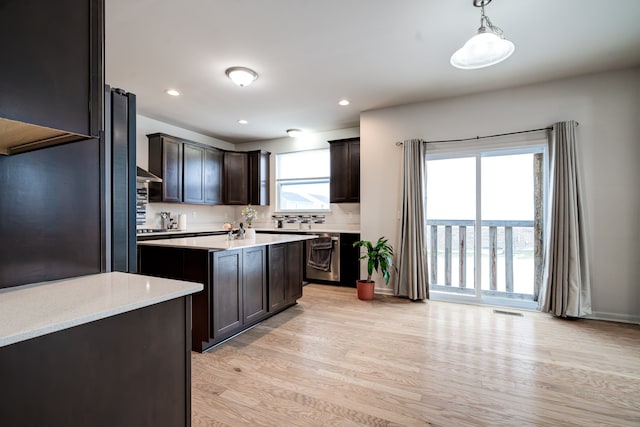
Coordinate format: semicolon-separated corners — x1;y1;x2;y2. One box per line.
356;280;375;301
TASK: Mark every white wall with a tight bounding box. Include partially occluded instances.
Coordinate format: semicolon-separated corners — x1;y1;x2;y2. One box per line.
361;67;640;323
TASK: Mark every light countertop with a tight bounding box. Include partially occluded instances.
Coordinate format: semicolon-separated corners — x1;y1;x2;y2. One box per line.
0;272;203;348
137;233;317;250
137;225;359;238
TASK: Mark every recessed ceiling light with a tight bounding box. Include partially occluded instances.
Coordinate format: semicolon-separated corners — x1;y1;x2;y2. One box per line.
338;99;350;106
238;119;248;125
165;89;180;96
286;129;303;138
225;67;258;87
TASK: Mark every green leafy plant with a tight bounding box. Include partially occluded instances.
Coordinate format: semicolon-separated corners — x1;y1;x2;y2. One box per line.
353;237;396;284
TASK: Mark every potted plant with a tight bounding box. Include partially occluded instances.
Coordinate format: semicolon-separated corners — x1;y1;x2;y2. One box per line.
353;237;395;300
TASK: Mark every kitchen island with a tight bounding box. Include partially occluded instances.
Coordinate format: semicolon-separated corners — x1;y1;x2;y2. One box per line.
0;272;202;427
138;233;315;352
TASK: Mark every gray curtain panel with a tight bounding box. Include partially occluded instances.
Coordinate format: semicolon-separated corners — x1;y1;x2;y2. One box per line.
396;139;429;300
538;120;592;317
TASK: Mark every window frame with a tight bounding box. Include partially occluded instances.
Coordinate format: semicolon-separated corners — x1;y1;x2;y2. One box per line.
275;148;331;213
425;136;548;310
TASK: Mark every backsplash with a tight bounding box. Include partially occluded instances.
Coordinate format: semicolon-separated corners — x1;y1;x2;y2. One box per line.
143;203;237;230
140;199;360;231
248;203;360;230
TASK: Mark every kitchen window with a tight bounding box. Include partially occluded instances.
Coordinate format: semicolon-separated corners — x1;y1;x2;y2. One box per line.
276;149;330;212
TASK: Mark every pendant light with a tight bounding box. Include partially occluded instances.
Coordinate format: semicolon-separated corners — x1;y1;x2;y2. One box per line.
450;0;514;69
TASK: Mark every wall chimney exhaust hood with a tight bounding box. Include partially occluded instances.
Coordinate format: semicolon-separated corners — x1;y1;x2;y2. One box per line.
136;166;162;183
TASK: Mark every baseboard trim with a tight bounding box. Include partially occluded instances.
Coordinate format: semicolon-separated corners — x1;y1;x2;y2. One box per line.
373;291;640;325
587;311;640;325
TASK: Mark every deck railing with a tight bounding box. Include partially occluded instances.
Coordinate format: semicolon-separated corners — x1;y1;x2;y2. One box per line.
426;219;542;299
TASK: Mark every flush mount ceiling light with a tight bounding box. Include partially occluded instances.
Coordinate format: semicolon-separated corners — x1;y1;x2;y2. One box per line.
450;0;515;69
338;99;350;106
225;66;258;87
286;128;303;138
237;119;248;125
165;89;180;96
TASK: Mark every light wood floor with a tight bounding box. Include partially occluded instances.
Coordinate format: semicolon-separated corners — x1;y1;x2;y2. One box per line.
191;284;640;426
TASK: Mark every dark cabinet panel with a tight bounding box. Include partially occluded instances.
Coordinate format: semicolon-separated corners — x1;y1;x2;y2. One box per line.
286;241;304;301
330;142;349;202
212;249;243;339
248;150;270;206
148;134;183;202
268;241;303;313
205;148;223;204
0;139;102;289
329;138;360;203
0;0;103;154
340;233;361;287
223;151;248;205
242;246;268;323
268;244;287;312
349;142;360;200
0;296;192;427
211;246;267;343
183;143;205;204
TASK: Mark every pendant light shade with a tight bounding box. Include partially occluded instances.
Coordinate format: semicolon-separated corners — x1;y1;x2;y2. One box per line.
450;0;514;69
450;28;514;69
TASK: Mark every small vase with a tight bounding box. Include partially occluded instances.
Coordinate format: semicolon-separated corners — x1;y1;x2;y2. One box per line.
245;228;256;240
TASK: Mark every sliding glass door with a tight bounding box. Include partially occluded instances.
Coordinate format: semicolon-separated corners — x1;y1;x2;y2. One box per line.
426;156;477;294
426;145;546;308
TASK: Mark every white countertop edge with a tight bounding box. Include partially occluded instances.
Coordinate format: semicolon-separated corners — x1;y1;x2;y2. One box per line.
137;233;318;250
0;272;203;348
137;226;360;237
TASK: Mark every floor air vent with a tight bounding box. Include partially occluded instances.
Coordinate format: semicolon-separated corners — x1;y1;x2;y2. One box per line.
493;309;524;317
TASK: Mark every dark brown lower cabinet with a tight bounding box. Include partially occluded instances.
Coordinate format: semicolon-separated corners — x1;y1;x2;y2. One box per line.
269;241;303;312
211;249;243;340
211;246;267;344
0;296;192;427
138;240;302;352
242;246;268;324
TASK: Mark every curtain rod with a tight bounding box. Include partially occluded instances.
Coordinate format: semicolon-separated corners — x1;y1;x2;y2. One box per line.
394;124;578;146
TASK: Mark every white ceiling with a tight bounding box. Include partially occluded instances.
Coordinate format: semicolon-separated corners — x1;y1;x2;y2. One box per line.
106;0;640;144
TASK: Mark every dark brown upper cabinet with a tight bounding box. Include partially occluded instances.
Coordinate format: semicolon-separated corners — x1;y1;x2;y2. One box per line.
0;0;103;155
149;133;269;206
204;148;224;205
148;133;183;203
148;133;224;205
223;151;249;205
183;143;206;204
329;137;360;203
248;150;270;206
222;149;270;206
